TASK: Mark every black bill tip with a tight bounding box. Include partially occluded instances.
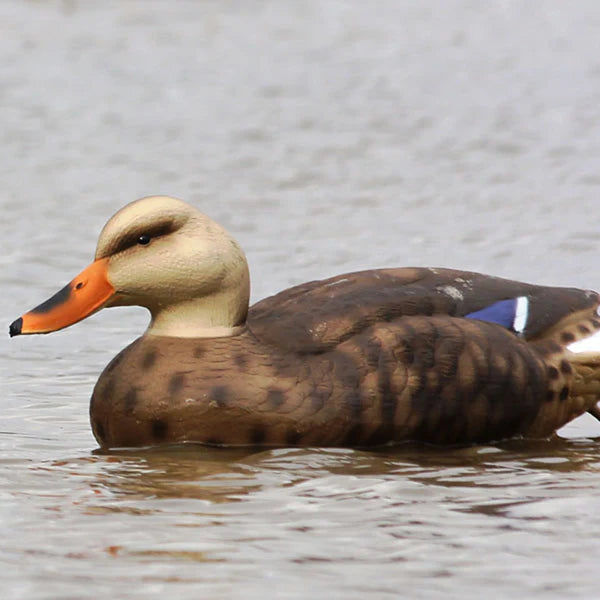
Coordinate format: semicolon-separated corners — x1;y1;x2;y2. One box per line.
9;317;22;337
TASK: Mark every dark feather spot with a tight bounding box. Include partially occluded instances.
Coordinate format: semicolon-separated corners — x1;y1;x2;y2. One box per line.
193;346;205;359
285;429;302;445
381;309;395;322
527;357;546;405
151;419;168;440
365;424;392;446
96;378;114;405
211;386;229;407
559;386;569;402
419;297;434;316
547;366;559;380
436;339;462;381
234;353;248;368
592;319;600;329
106;352;125;373
378;353;395;423
124;388;137;415
345;390;363;418
141;351;156;370
168;372;186;395
344;423;363;446
547;341;563;354
366;339;382;368
267;389;285;408
417;345;435;370
411;374;428;409
561;331;575;343
578;325;591;335
250;426;266;445
400;298;419;316
94;420;105;441
560;360;572;375
399;343;415;365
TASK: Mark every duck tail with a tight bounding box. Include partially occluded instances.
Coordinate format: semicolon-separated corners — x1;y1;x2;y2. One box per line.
568;358;600;417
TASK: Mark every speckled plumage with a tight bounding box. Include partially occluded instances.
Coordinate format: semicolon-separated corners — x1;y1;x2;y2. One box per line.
90;267;600;448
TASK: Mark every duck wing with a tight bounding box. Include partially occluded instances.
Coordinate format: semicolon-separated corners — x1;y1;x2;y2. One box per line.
248;267;598;352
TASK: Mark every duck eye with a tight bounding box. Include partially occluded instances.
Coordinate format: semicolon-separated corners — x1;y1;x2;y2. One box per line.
137;235;151;246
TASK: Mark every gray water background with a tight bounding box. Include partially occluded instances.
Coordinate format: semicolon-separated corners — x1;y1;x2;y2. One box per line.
2;1;600;598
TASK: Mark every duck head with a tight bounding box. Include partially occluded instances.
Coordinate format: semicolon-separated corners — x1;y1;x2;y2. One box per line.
10;196;250;338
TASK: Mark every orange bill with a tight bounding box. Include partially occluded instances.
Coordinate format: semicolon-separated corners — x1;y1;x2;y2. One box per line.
9;258;115;337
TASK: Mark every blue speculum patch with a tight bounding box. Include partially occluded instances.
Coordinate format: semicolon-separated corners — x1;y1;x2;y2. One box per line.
465;298;520;330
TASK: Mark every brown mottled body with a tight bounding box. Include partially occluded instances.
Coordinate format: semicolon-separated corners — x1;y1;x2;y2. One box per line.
90;267;600;448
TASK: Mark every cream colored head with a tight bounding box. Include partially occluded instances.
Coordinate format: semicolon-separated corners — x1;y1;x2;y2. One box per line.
97;196;250;337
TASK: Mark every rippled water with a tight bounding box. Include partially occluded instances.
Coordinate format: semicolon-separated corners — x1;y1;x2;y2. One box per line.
2;1;600;598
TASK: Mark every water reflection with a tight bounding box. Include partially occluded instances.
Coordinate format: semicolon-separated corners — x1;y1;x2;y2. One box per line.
45;438;600;509
89;446;263;504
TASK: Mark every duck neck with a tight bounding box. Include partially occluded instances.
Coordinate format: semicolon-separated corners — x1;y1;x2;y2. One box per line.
146;293;248;338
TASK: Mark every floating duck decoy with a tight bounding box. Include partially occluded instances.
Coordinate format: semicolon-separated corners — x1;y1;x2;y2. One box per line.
9;196;600;449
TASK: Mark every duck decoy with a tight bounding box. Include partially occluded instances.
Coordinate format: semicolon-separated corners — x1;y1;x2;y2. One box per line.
9;196;600;449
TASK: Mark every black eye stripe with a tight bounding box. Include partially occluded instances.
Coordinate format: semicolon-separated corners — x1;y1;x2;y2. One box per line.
110;220;178;255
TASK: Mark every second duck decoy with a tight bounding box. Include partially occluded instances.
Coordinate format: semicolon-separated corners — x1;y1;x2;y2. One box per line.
10;196;600;449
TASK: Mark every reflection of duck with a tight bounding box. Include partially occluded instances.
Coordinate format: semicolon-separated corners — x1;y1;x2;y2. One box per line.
89;446;262;503
10;196;600;448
